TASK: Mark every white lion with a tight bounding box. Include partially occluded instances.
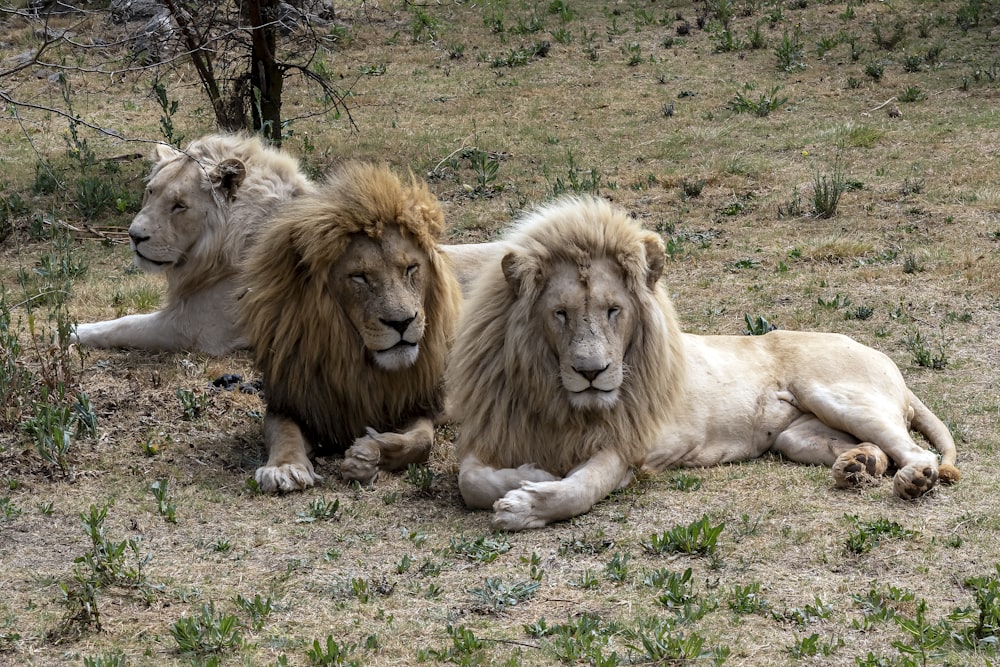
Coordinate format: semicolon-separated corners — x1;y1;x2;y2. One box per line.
447;196;960;530
74;134;314;355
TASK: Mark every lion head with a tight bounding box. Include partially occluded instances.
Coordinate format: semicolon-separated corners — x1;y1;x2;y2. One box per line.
447;196;686;476
129;134;313;298
239;162;463;451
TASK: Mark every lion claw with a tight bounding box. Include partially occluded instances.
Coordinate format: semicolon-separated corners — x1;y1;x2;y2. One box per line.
492;486;545;531
255;462;322;494
342;439;381;485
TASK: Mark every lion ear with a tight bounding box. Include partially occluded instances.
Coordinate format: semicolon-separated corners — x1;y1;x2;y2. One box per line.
151;142;178;166
501;252;522;294
642;234;666;290
212;158;247;200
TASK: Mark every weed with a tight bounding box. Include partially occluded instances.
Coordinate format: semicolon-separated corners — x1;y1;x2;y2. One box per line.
902;54;923;73
900;85;925;102
644;514;725;556
153;80;184;147
949;565;1000;649
730;581;770;614
865;60;885;80
410;7;439;43
743;314;776;335
817;293;851;310
956;1;981;31
448;533;511;563
681;178;705;198
728;84;787;117
623;41;643;66
666;470;702;491
570;569;600;589
308;636;359;666
469;577;539;612
424;625;484;663
904;330;948;370
651;567;696;607
812;164;846;218
404;463;436;492
522;551;545;581
778;187;803;217
775;27;805;71
296;497;341;523
852;584;914;629
234;593;273;631
151;479;177;523
604;552;630;582
788;632;843;657
775;596;833;626
845;514;918;554
0;497;22;523
171;602;244;656
891;598;948;660
82;651;127;667
468;149;500;193
845;305;875;321
549;151;602;196
176;388;208;420
623;615;712;662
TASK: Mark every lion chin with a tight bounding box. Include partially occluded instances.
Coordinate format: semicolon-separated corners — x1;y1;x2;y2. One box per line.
568;388;619;412
372;343;420;371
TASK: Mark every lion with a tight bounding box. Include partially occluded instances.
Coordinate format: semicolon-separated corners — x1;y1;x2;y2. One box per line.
239;162;465;493
447;196;961;530
74;133;315;355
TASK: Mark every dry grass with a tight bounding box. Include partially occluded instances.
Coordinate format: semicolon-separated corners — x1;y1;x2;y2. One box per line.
2;1;1000;665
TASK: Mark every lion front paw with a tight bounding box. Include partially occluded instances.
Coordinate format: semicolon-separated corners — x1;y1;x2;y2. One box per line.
832;444;889;488
255;462;322;494
893;463;938;500
342;438;381;485
492;486;546;531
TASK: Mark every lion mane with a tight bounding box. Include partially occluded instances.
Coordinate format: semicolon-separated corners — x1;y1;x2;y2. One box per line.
448;196;685;476
239;162;463;453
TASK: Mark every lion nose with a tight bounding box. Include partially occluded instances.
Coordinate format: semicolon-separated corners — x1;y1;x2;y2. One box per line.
381;316;415;335
129;231;150;246
575;364;609;383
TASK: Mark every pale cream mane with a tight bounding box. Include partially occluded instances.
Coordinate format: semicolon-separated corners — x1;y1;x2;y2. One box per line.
154;134;313;299
239;162;463;450
448;196;687;476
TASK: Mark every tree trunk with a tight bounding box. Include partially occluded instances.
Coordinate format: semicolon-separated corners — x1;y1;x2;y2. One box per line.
245;0;283;146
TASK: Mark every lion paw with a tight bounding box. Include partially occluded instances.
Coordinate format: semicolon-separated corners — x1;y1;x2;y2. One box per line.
832;444;889;488
893;463;938;500
255;462;322;494
492;486;546;531
342;438;381;485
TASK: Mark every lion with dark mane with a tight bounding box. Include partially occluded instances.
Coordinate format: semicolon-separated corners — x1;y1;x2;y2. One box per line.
239;162;463;492
447;196;960;530
74;133;314;354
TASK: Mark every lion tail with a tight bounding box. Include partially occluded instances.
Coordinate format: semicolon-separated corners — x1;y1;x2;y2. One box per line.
909;390;961;484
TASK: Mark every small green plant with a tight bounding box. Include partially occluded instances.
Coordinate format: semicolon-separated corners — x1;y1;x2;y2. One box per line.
623;615;715;663
743;314;776;336
176;388;208;420
845;514;918;554
666;470;702;491
570;569;600;589
817;293;851;310
82;651;127;667
151;478;177;523
872;15;906;50
171;602;244;656
730;581;770;614
905;330;948;370
153;80;184;147
404;463;436;493
649;567;696;608
296;497;341;523
644;514;725;556
949;565;1000;649
775;27;805;71
623;41;643;66
448;533;511;563
234;593;273;631
423;625;484;663
522;551;545;581
0;497;22;523
468;577;539;612
900;85;925;102
469;149;500;193
549;150;603;197
728;84;787;117
776;596;834;626
852;584;914;629
812;165;847;218
410;7;439;43
845;305;875;320
788;632;844;657
604;552;630;582
308;635;359;666
865;60;885;80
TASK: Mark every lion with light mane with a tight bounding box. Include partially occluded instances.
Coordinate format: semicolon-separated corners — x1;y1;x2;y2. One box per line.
448;196;960;530
74;133;314;355
239;162;464;492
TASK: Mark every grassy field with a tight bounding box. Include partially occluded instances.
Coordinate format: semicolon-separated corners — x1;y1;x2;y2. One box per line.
2;1;1000;665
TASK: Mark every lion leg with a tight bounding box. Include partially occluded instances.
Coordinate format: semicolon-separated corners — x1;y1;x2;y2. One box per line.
75;311;186;351
772;415;892;489
457;455;560;510
832;444;890;488
492;449;630;531
255;412;322;493
341;417;435;485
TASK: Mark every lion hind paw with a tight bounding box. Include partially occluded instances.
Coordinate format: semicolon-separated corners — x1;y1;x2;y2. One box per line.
832;444;889;489
893;463;938;500
255;463;322;494
342;439;381;485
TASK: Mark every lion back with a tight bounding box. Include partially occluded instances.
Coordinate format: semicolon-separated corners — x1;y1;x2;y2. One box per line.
239;162;462;451
446;196;686;476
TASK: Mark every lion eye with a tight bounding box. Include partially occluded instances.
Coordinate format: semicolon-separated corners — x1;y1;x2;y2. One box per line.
350;273;368;286
608;306;621;320
554;309;567;324
406;263;419;278
172;201;187;213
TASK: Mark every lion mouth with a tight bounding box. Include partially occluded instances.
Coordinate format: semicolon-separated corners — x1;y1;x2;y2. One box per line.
134;250;172;267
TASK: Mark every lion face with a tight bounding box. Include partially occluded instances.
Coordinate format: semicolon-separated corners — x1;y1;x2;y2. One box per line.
332;226;430;372
128;148;245;273
535;258;637;411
